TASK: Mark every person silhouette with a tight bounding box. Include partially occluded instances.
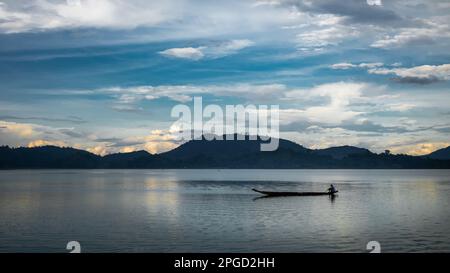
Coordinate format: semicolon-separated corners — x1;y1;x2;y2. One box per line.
328;184;337;194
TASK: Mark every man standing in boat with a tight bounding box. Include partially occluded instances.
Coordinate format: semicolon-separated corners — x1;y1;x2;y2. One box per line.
328;184;337;194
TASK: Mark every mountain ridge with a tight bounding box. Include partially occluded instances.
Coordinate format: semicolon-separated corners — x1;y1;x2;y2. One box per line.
1;136;449;169
424;146;450;160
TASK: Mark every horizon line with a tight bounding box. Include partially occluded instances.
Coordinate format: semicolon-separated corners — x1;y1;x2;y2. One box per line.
1;134;447;157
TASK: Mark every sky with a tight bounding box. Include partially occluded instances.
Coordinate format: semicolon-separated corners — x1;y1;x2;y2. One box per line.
0;0;449;155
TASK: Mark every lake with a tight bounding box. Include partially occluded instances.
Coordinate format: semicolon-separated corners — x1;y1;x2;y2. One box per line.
0;169;449;253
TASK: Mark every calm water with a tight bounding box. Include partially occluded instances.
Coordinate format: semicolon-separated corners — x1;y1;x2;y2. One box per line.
0;169;449;253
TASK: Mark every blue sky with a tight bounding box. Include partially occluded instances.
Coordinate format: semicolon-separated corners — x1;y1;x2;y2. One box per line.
0;0;449;155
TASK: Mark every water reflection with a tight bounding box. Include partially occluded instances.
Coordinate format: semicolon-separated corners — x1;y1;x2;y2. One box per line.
0;169;449;252
329;194;337;203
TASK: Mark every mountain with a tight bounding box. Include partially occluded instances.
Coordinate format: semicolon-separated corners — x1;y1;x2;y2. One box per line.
161;134;313;168
102;150;160;168
424;146;450;160
164;134;308;160
1;136;450;169
0;146;167;169
313;145;372;159
0;145;100;168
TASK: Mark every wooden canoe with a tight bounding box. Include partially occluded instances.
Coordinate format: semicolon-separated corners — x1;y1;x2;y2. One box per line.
252;188;338;197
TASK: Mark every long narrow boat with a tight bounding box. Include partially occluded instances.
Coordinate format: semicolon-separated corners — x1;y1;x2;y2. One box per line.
252;188;338;197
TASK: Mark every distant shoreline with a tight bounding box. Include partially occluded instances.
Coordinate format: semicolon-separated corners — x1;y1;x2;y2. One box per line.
2;137;450;169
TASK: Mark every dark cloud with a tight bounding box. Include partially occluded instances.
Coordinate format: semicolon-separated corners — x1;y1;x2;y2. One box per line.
391;76;441;85
288;0;404;25
57;128;86;138
107;140;145;148
336;119;412;133
349;102;378;107
282;119;437;134
280;120;315;132
433;126;450;133
336;119;443;134
94;137;124;143
280;119;411;134
0;115;86;124
94;138;144;147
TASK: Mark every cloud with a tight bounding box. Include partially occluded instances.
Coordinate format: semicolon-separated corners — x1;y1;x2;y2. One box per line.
0;0;297;43
331;62;450;84
0;120;90;149
368;64;450;84
92;81;419;125
1;0;445;60
0;118;182;155
144;141;178;154
371;22;450;49
159;47;205;60
86;145;109;156
280;1;450;53
389;142;450;156
100;83;287;106
283;82;367;124
0;0;447;61
90;129;181;154
0;120;36;138
159;39;254;60
1;76;448;156
392;76;441;85
296;25;359;52
0;115;86;124
120;146;137;153
330;119;423;134
330;62;384;70
103;85;200;104
366;0;382;6
205;39;255;57
371;29;431;49
287;0;403;25
126;129;180;154
282;124;450;155
0;0;182;33
90;80;425;148
28;139;67;148
386;103;415;112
